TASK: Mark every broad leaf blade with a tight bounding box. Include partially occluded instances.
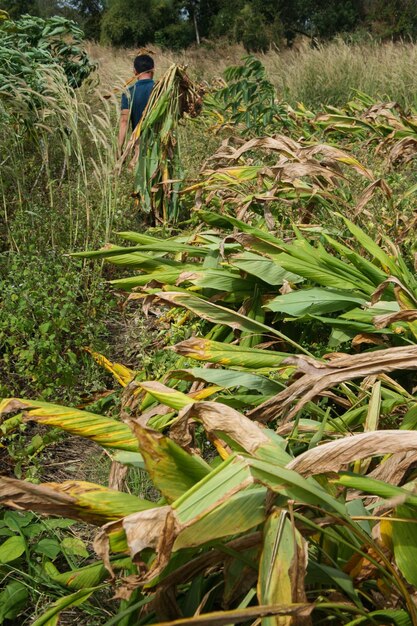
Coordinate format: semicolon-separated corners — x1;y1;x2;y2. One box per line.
0;398;139;452
258;510;310;626
129;420;211;502
0;477;154;524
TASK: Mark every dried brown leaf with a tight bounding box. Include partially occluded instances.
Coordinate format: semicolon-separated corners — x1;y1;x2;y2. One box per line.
176;271;200;285
387;136;417;166
373;309;417;329
93;526;117;578
273;161;341;186
171;401;271;455
211;135;300;162
279;280;293;295
108;461;128;491
354;178;392;216
368;450;417;485
344;545;391;582
286;430;417;476
152;604;314;626
112;575;143;601
0;476;75;517
299;144;374;180
351;333;386;347
248;345;417;423
371;277;416;307
100;505;180;583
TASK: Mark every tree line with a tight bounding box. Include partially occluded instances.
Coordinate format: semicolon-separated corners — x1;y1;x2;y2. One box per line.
3;0;417;50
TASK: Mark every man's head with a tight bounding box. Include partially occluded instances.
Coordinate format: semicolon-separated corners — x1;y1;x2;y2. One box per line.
133;54;154;77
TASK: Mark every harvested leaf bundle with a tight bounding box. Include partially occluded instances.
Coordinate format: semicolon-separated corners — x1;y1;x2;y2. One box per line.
122;64;204;224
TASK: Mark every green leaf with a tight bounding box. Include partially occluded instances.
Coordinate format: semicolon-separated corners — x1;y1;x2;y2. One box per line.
111;451;145;468
324;234;386;286
35;538;62;559
0;581;28;622
44;562;60;579
42;518;76;530
401;404;417;430
248;457;347;515
0;535;26;563
52;557;132;590
336;473;417;507
174;455;254;523
0;477;155;525
22;523;46;538
258;509;308;626
178;268;256;295
102;595;155;626
130;420;211;503
344;609;412;625
0;398;139;452
266;288;366;316
175;486;267;550
169;367;283;396
109;268;189;289
139;381;195;410
391;505;417;588
198;211;284;250
73;243;206;260
61;537;89;558
4;510;34;530
276;253;373;294
307;562;361;606
340;214;400;276
32;587;101;626
229;251;302;286
157;292;310;355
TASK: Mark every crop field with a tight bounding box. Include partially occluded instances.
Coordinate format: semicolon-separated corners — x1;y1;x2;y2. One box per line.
4;11;417;626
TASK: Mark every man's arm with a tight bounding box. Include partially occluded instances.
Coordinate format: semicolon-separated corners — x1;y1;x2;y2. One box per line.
118;109;130;153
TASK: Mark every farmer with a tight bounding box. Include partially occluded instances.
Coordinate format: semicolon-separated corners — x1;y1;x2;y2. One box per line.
118;54;155;153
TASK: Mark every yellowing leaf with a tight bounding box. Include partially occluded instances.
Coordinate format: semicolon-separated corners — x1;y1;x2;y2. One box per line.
0;398;139;452
0;477;154;525
85;349;136;387
139;381;195;410
129;420;211;502
258;509;310;626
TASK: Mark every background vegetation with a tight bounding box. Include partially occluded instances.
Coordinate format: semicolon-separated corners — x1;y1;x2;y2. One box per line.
4;0;417;50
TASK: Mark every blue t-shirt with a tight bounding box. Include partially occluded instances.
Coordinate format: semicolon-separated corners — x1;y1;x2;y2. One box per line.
121;78;154;129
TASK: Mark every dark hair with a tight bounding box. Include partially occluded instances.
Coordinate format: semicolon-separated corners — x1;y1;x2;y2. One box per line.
134;54;154;74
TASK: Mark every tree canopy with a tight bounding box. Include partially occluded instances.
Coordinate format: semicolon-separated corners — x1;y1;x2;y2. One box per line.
2;0;417;49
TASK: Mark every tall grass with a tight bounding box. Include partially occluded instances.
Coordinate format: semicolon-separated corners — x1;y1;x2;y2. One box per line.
88;39;417;110
0;65;123;253
270;38;417;108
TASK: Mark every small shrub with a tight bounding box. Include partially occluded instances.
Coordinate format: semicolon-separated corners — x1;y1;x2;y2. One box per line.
205;55;279;135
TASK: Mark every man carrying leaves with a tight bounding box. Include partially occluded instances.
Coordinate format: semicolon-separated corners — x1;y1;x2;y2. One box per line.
118;54;155;153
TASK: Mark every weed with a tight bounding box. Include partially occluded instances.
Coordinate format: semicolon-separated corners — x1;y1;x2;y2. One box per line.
0;510;92;625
